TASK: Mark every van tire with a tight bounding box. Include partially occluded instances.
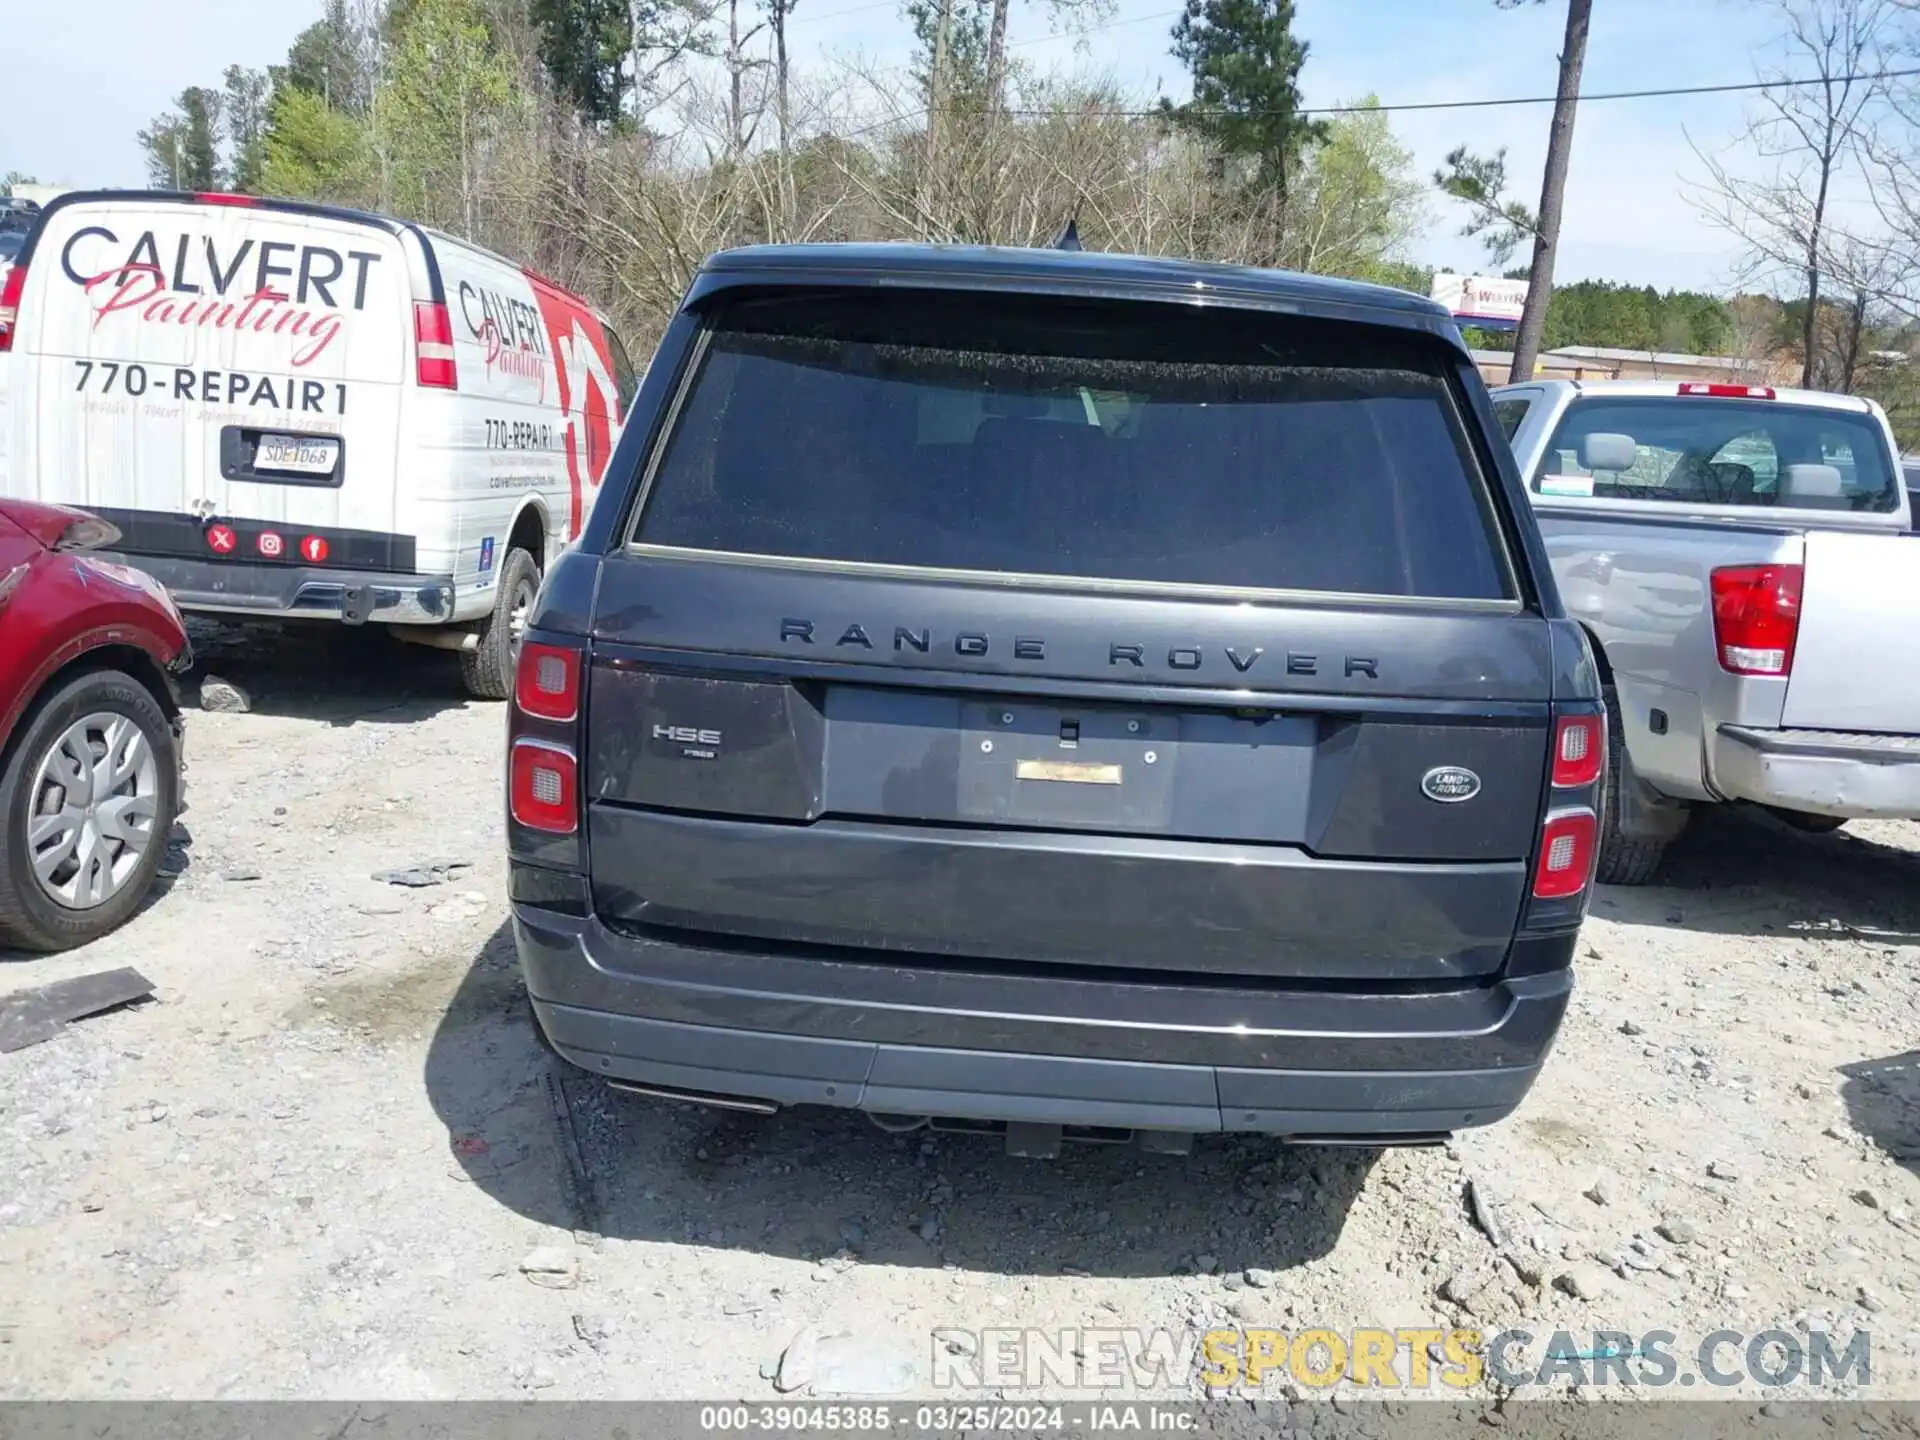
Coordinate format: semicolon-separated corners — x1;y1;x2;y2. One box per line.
0;670;182;952
461;548;541;701
1594;683;1671;887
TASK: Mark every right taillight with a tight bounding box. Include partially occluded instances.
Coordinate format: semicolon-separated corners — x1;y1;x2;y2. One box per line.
511;739;578;834
1711;563;1803;677
0;260;26;352
516;641;580;722
1534;808;1598;899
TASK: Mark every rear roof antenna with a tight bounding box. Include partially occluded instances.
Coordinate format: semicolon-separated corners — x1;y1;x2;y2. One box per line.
1052;215;1083;252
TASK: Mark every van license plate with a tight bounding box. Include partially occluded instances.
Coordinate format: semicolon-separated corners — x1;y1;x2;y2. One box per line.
257;435;339;474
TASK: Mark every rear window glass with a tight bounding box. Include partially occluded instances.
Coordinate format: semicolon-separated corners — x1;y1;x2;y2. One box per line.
1534;397;1900;512
634;293;1513;600
1493;398;1531;442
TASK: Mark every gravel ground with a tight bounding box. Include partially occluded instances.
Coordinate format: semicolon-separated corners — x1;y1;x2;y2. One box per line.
3;626;1920;1407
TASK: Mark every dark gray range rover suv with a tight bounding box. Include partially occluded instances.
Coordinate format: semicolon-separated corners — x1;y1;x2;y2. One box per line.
506;244;1601;1153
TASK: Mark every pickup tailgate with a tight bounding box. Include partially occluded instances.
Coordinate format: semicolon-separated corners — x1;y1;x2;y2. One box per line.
1782;530;1920;734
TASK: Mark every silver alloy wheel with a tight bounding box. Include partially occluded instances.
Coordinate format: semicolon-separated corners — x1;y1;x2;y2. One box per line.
26;711;160;910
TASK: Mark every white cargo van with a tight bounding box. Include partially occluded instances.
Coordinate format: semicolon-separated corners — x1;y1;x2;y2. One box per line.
0;191;636;697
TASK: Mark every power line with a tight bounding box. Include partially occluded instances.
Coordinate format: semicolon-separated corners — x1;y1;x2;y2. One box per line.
985;64;1920;119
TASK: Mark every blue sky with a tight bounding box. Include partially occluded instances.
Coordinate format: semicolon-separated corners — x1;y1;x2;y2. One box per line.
4;0;1806;292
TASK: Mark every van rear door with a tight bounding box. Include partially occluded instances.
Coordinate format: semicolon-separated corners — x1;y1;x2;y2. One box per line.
10;196;407;549
582;286;1559;986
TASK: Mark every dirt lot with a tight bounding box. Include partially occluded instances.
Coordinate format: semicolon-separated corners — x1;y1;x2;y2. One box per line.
4;627;1920;1405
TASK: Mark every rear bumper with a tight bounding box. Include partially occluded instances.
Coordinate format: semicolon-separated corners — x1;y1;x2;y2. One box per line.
97;550;456;626
511;887;1574;1137
1714;724;1920;818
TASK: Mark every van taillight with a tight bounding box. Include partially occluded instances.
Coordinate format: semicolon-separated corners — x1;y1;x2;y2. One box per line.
1711;564;1803;676
516;641;580;721
1534;809;1598;899
0;261;25;353
1552;714;1604;788
511;740;579;834
414;300;457;389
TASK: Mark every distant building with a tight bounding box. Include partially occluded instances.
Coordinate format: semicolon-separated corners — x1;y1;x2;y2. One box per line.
1470;350;1593;386
5;184;72;208
1536;345;1784;385
1470;344;1795;387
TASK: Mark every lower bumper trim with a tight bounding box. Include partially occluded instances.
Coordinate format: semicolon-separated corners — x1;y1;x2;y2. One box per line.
536;1000;1540;1135
516;901;1565;1137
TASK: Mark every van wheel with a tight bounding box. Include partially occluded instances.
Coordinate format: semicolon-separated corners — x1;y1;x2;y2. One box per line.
461;548;541;701
1594;683;1673;887
0;670;181;952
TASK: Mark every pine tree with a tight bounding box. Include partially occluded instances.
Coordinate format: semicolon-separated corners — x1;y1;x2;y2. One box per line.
140;87;224;190
1161;0;1328;210
223;66;272;193
532;0;632;128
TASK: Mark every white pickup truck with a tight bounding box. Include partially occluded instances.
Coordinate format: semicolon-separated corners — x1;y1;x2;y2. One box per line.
1493;378;1920;883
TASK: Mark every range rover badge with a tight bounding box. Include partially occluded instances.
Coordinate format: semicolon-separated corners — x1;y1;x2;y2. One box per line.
1421;766;1482;804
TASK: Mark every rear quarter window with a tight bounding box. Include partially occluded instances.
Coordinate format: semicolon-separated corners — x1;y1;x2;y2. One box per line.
633;291;1516;602
1493;398;1531;442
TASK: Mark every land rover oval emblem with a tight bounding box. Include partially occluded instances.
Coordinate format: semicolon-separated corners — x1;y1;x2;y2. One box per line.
1422;766;1482;804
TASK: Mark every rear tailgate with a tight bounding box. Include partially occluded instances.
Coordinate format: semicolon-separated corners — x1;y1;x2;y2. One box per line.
586;287;1554;985
1782;529;1920;733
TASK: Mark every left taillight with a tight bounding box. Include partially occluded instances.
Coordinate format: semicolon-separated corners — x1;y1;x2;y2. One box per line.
511;739;579;834
508;638;583;840
516;641;580;722
414;300;457;389
0;260;26;353
1711;564;1803;677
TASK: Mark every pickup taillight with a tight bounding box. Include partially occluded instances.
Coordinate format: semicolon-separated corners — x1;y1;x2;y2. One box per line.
1711;564;1804;677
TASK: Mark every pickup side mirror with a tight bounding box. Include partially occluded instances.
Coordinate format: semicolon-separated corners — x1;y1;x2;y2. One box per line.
1579;432;1638;473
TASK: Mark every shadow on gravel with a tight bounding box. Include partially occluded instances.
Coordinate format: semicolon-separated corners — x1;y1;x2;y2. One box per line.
1840;1051;1920;1173
181;618;474;726
424;920;1383;1279
1590;805;1920;944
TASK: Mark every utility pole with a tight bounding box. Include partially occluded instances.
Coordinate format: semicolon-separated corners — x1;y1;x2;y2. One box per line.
922;0;954;239
1509;0;1590;385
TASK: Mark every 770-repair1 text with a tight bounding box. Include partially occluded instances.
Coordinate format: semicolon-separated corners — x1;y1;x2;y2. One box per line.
72;360;347;415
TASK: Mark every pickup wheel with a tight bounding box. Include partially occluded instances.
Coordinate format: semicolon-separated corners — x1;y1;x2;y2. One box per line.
0;670;181;952
1594;683;1671;887
460;548;541;701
